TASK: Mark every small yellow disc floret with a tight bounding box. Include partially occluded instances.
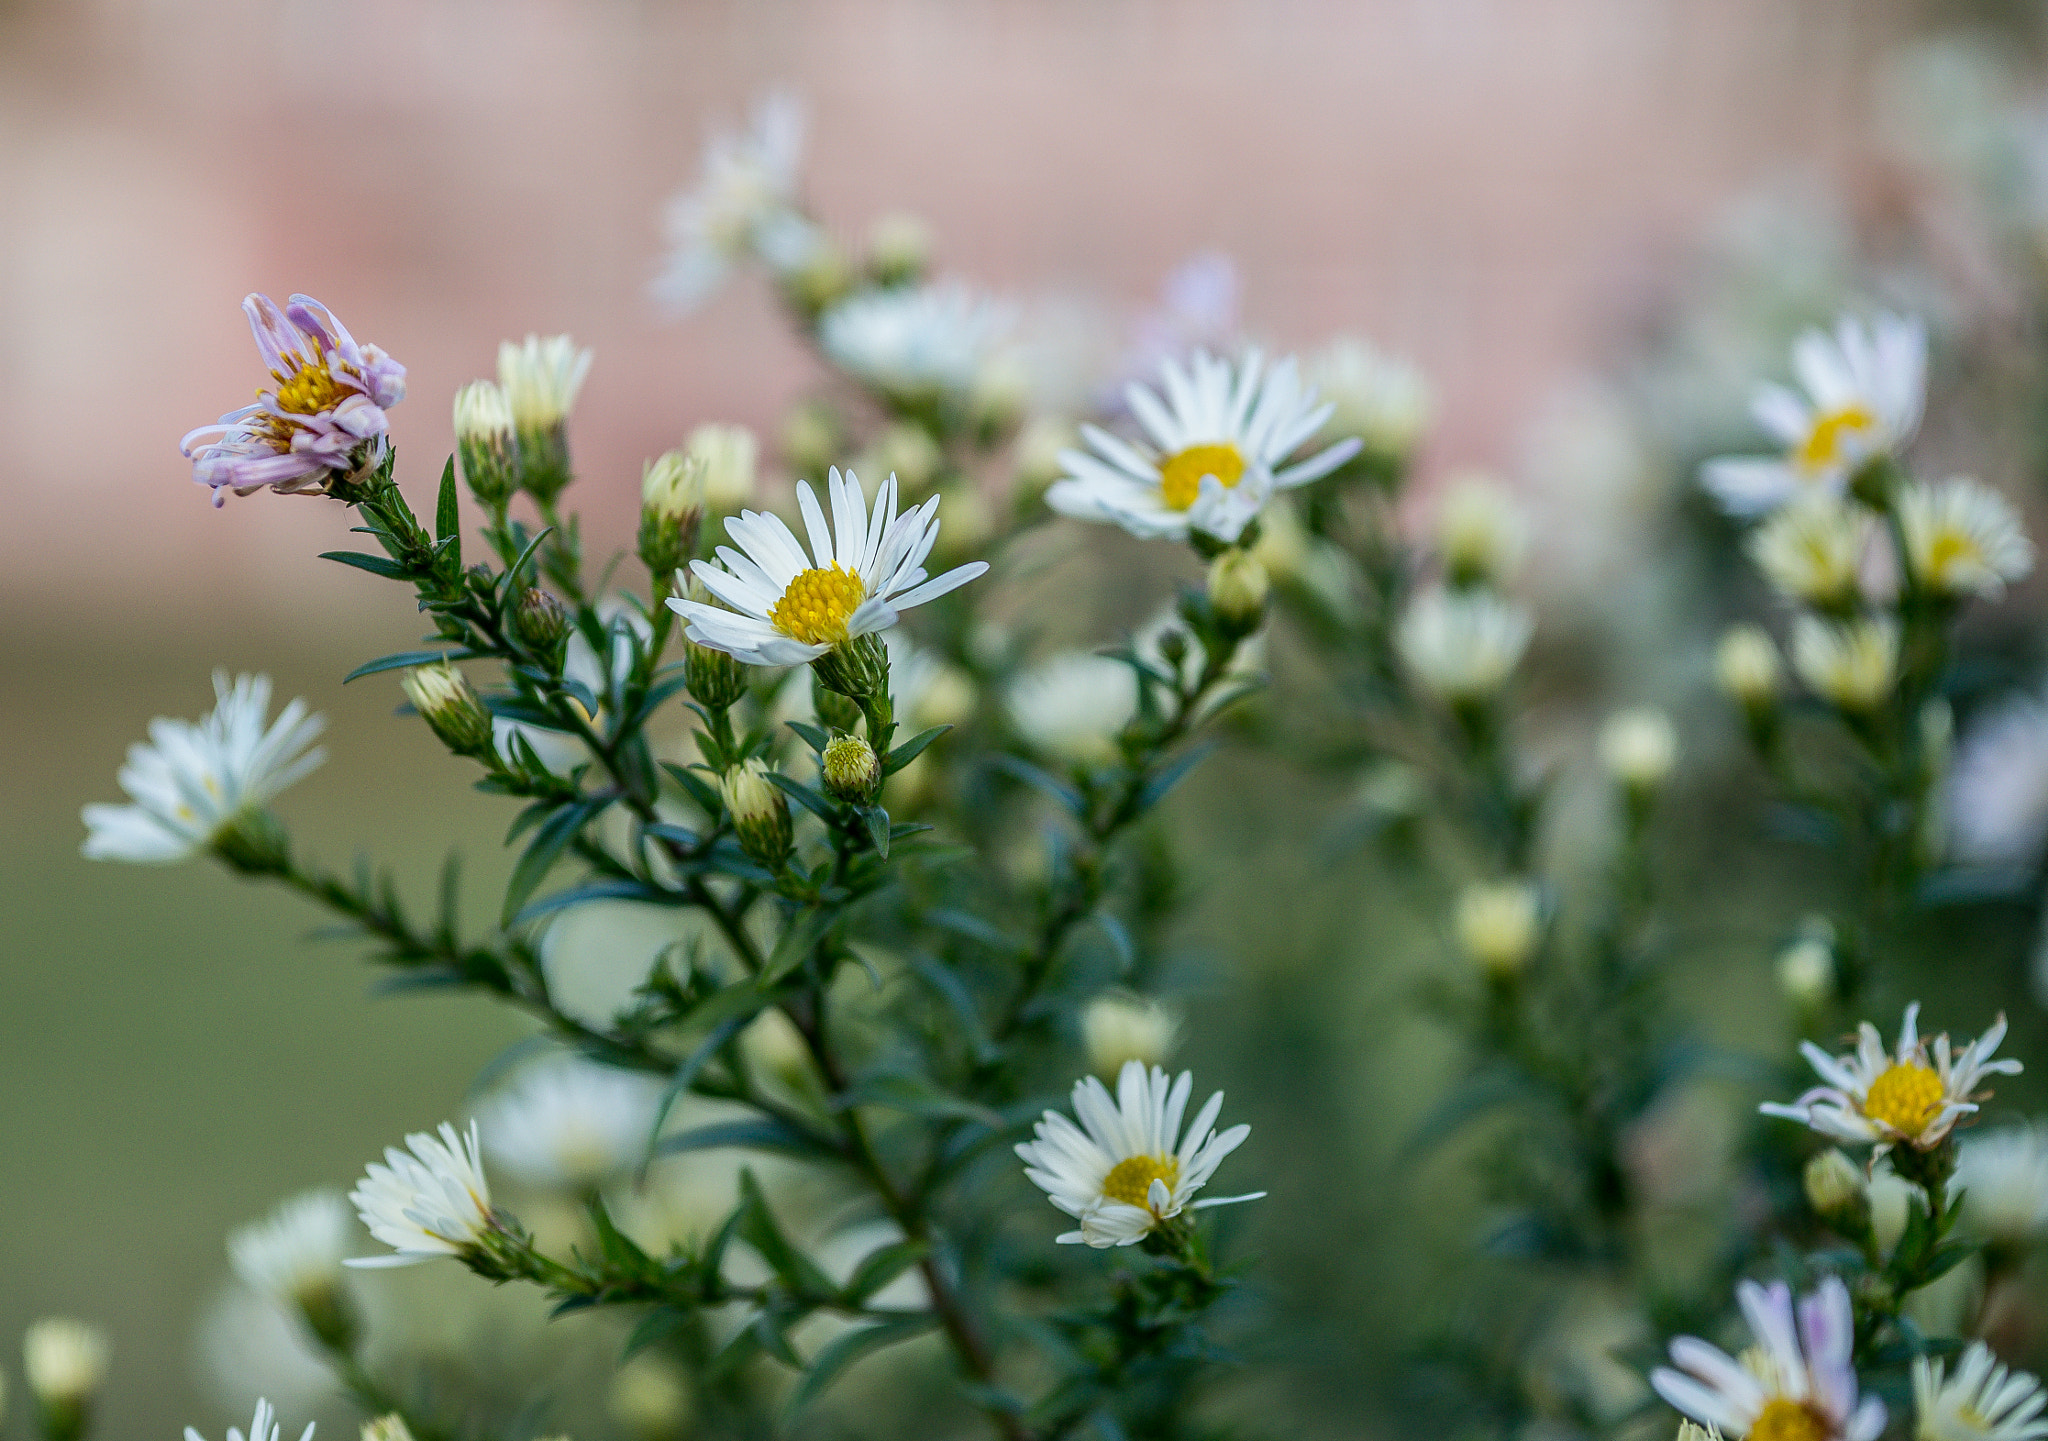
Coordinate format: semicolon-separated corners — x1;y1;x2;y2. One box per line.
1749;1397;1829;1441
770;563;868;647
1158;443;1246;511
1862;1060;1945;1139
271;360;352;417
1101;1154;1180;1210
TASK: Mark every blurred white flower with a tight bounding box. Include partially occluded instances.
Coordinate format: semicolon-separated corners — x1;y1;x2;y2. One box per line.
652;91;807;313
1914;1342;2048;1441
1455;880;1542;976
819;282;1014;401
1716;625;1783;708
184;1400;314;1441
194;1286;336;1417
479;1057;665;1190
82;672;325;863
1897;477;2033;599
1600;708;1678;790
1652;1277;1884;1441
1792;615;1898;712
1006;652;1137;765
1436;475;1526;586
1954;1124;2048;1243
346;1122;495;1268
23;1319;108;1405
1949;690;2048;866
497;334;593;437
1397;586;1533;703
1747;494;1873;608
1307;336;1432;462
1082;993;1181;1076
689;423;759;514
228;1189;352;1311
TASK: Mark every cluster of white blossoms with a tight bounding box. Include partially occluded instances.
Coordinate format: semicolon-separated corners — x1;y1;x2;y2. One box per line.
818;281;1015;402
651;90;811;313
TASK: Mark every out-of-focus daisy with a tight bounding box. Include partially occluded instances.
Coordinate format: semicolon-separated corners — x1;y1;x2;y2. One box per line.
478;1058;665;1191
1914;1342;2048;1441
1456;879;1542;977
228;1190;352;1314
1948;690;2048;867
669;469;988;667
652;91;808;313
1701;311;1925;516
1048;349;1362;545
345;1122;496;1268
1954;1124;2048;1243
1005;653;1138;765
82;672;325;864
818;281;1014;402
1082;993;1181;1077
1397;586;1534;704
1791;615;1897;713
1761;1003;2020;1153
1747;494;1873;609
185;1400;314;1441
1651;1276;1884;1441
1016;1060;1262;1247
1717;625;1783;710
1897;478;2033;599
1308;336;1433;464
181;293;406;506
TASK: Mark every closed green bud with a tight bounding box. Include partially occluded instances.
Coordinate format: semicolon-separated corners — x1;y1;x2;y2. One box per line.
721;759;792;870
822;733;881;803
685;636;747;711
453;380;517;509
402;663;496;759
1804;1148;1870;1229
1206;549;1270;633
639;450;705;579
513;588;571;662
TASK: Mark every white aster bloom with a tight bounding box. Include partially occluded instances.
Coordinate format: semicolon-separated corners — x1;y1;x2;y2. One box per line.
670;469;988;667
345;1121;495;1268
1761;1003;2021;1153
1914;1342;2048;1441
228;1189;352;1309
1397;585;1534;703
652;91;807;312
186;1399;314;1441
1898;478;2034;599
818;281;1014;400
1954;1124;2048;1242
23;1318;109;1403
1601;707;1678;790
1015;1060;1262;1247
497;334;592;435
82;671;325;863
1949;690;2048;866
1747;494;1875;608
1082;993;1181;1077
1005;652;1138;765
1307;336;1433;461
478;1058;665;1190
1792;615;1898;713
1702;311;1926;516
1651;1277;1884;1441
1048;349;1363;544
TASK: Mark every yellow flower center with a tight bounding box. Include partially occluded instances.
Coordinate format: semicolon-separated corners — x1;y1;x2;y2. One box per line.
1794;405;1878;474
769;563;868;647
1158;443;1246;511
1863;1059;1945;1138
1921;530;1980;584
270;359;352;417
1749;1398;1829;1441
1101;1154;1181;1210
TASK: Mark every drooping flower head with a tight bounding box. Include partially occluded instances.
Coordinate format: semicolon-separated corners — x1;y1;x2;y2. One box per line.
1651;1277;1884;1441
182;294;406;506
818;281;1014;403
668;468;988;667
345;1121;495;1268
1914;1342;2048;1441
477;1057;665;1191
1015;1060;1262;1247
652;91;810;313
185;1399;315;1441
1048;349;1363;545
1761;1003;2021;1153
1702;312;1925;516
82;672;326;864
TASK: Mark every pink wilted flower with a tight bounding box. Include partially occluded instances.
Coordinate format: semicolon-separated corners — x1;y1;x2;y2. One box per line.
181;294;407;506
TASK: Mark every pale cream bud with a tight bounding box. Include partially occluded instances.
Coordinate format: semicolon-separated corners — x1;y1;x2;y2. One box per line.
1456;880;1542;976
453;380;517;507
497;334;592;433
688;423;759;514
362;1418;416;1441
22;1319;108;1405
1869;1166;1916;1254
402;663;495;759
1803;1147;1869;1219
1309;337;1433;462
1082;993;1181;1077
1748;495;1871;609
1715;625;1781;709
867;211;932;283
1677;1421;1724;1441
452;379;513;445
822;733;881;803
641;450;706;525
1397;586;1533;703
721;758;792;869
1776;931;1835;1009
741;1009;813;1085
1437;475;1526;587
1599;707;1677;791
1206;549;1270;630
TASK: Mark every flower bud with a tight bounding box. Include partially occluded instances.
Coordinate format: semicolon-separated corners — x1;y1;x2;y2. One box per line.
362;1418;416;1441
1804;1148;1870;1227
639;450;706;578
867;211;932;286
721;759;792;870
1206;549;1270;633
24;1318;108;1440
689;423;759;515
453;380;517;509
402;663;495;759
1456;880;1541;977
822;732;882;803
1437;476;1526;588
1599;707;1677;793
498;334;593;503
1082;992;1180;1077
1678;1422;1722;1441
1776;926;1836;1011
513;588;571;662
1792;615;1898;714
1715;625;1781;710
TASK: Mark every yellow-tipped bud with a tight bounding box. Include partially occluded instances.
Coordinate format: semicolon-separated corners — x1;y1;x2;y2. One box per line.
362;1418;416;1441
1437;475;1526;588
822;732;882;804
453;380;517;508
721;759;792;870
867;211;933;285
1777;923;1836;1010
1082;993;1181;1077
402;664;495;759
1207;549;1271;633
1456;880;1542;977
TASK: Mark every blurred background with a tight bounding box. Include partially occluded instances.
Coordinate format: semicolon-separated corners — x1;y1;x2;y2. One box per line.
7;0;2048;1430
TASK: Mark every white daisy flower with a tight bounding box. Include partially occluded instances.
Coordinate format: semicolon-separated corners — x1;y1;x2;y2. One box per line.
1747;494;1874;608
651;91;808;313
818;281;1014;401
228;1189;352;1310
345;1121;496;1268
1702;311;1926;516
477;1057;665;1190
1047;349;1363;545
1005;652;1138;765
1760;1003;2021;1153
1651;1276;1885;1441
1898;478;2034;599
667;468;989;667
1397;585;1534;703
1954;1124;2048;1242
1914;1342;2048;1441
1949;690;2048;867
1791;615;1897;713
185;1399;315;1441
23;1318;109;1404
1307;336;1433;462
1015;1060;1262;1247
82;672;325;864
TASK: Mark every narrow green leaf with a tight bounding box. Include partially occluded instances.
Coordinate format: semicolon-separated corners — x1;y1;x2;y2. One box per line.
435;455;460;557
737;1170;837;1299
929;908;1029;959
319;550;412;580
991;753;1085;814
766;771;837;823
903;951;997;1063
782;1315;938;1423
862;805;891;858
1138;741;1216;811
841;1238;930;1304
343;649;456;683
1092;911;1135;975
502;525;555;591
882;724;951;775
760;905;835;985
501;800;600;925
785;720;832;754
661;761;724;815
833;1072;1004;1128
658;1118;835;1160
622;1309;688;1361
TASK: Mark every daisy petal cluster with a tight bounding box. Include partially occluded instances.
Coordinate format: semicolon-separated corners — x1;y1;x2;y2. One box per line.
1016;1060;1262;1247
477;1057;665;1191
652;91;811;313
82;672;325;864
345;1122;497;1268
1761;1003;2020;1153
185;1399;315;1441
818;281;1014;402
1701;312;1925;516
1897;478;2034;599
1748;494;1873;609
1651;1277;1884;1441
182;293;406;506
668;468;988;667
1914;1342;2048;1441
1048;349;1362;544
